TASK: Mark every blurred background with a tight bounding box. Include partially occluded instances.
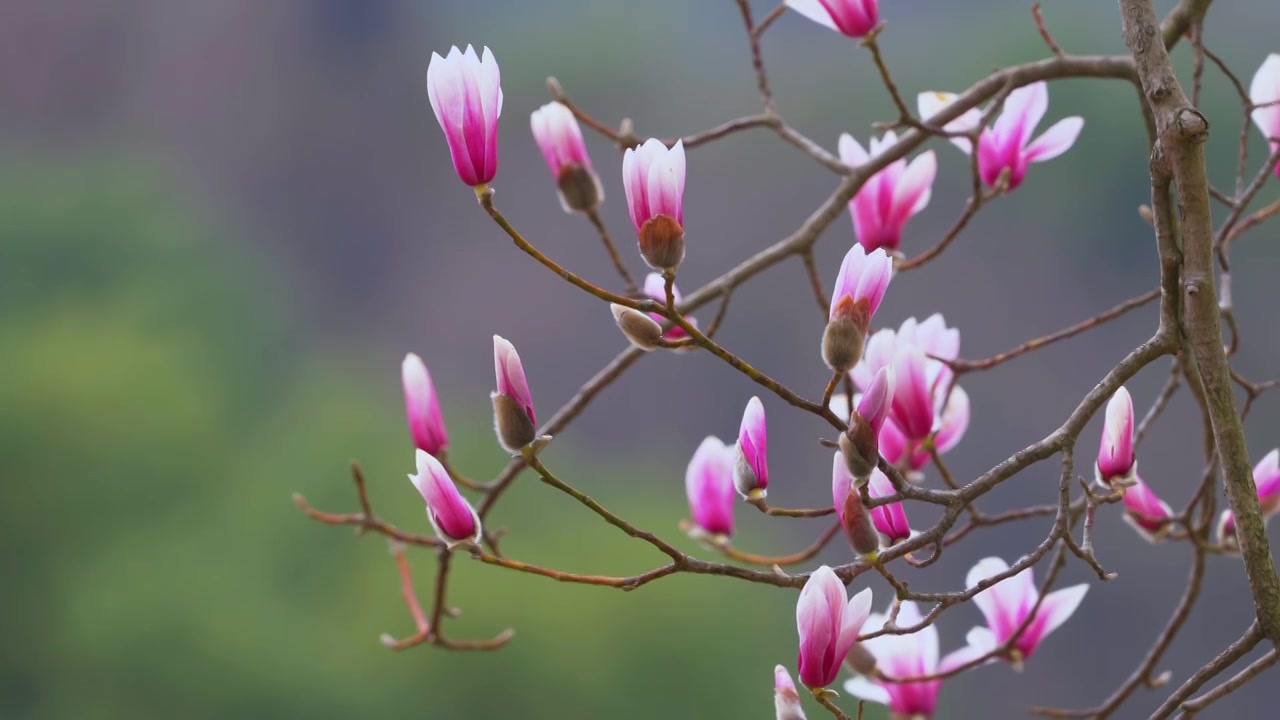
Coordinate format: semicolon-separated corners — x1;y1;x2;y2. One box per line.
2;0;1278;717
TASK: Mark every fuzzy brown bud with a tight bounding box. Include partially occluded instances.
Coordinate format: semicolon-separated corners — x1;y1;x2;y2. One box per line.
556;163;602;213
610;303;664;351
839;485;881;556
491;392;536;453
838;411;880;482
637;214;685;271
821;295;871;371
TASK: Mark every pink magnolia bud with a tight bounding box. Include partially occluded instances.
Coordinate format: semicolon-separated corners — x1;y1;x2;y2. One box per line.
610;303;664;351
966;556;1088;663
642;273;697;341
402;353;449;455
824;245;892;371
774;665;808;720
1121;475;1173;543
838;131;937;254
785;0;879;39
622;139;686;271
409;449;480;545
867;469;910;545
833;454;880;555
889;347;934;441
838;412;879;481
426;45;502;187
686;436;736;538
492;335;537;453
1250;54;1280;179
857;366;896;436
734;397;769;498
1096;386;1136;487
796;566;873;689
530;101;602;213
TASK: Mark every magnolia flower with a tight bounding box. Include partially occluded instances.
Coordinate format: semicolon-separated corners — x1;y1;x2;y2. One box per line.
1096;386;1136;487
1216;449;1280;552
402;353;449;455
839;366;896;481
643;272;697;341
734;397;769;499
785;0;879;38
833;453;880;555
492;335;537;453
1122;476;1174;543
844;601;991;719
1250;54;1280;179
853;315;968;471
965;557;1088;667
426;45;502;187
823;245;893;372
622;139;686;271
686;436;736;538
774;665;808;720
866;469;910;545
838;131;937;254
918;83;1083;190
408;449;481;546
796;566;873;689
530;101;602;212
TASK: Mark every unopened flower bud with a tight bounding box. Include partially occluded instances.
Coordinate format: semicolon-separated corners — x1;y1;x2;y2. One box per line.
843;642;878;676
841;488;881;556
556;164;603;213
491;392;536;454
838;412;879;482
610;303;664;351
734;397;769;498
821;295;870;372
638;215;685;271
774;665;807;720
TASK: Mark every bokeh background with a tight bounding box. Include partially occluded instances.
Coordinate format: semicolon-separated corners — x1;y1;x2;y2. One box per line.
3;1;1279;717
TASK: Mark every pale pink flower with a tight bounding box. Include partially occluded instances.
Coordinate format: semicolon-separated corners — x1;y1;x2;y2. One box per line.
796;566;873;689
838;131;937;253
785;0;879;38
1250;54;1280;179
1215;449;1280;551
402;353;449;455
844;601;992;718
686;436;736;538
530;101;601;212
492;335;537;453
918;83;1083;190
622;139;686;271
1096;386;1136;487
1121;475;1173;543
867;469;910;545
829;245;893;323
965;557;1088;666
408;449;480;544
734;397;769;498
426;45;502;187
774;665;808;720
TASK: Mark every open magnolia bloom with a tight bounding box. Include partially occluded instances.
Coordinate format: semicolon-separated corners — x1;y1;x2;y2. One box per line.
843;601;992;719
917;83;1083;190
838;131;937;254
964;557;1088;669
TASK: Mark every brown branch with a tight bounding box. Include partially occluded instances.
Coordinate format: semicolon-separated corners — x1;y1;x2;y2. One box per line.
951;289;1160;372
1148;621;1263;719
585;208;637;294
1032;4;1066;57
1120;0;1280;644
1179;646;1278;716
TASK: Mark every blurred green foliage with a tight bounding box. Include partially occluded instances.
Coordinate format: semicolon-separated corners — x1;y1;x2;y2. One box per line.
0;162;877;719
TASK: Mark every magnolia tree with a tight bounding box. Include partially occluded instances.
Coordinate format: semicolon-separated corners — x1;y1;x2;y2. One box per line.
294;1;1280;717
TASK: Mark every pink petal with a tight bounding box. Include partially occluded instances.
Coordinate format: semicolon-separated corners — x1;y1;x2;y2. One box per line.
493;335;535;425
1097;386;1135;483
1026;117;1084;163
856;366;896;435
785;0;839;31
888;151;936;228
1249;54;1280;142
889;347;934;440
1253;449;1280;510
1022;584;1088;654
966;557;1036;644
409;449;478;541
916;91;982;153
932;385;970;455
835;587;874;664
686;436;736;536
832;452;854;525
402;353;449;455
994;82;1048;150
838;132;871;167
